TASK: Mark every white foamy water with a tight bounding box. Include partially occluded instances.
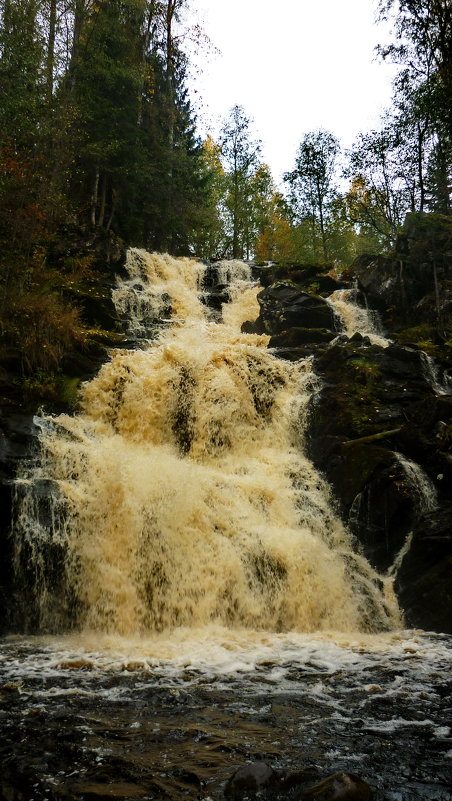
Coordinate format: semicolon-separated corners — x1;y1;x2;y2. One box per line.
329;288;390;347
14;253;402;640
0;628;450;697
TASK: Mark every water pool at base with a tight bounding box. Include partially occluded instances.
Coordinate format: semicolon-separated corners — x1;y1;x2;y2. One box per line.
1;628;451;801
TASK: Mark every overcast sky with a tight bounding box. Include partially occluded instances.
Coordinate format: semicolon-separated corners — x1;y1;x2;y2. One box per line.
184;0;398;184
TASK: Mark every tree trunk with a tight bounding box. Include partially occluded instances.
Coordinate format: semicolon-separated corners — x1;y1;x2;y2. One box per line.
98;173;107;228
106;189;118;231
68;0;87;93
46;0;57;102
166;1;176;169
316;179;327;260
91;167;100;226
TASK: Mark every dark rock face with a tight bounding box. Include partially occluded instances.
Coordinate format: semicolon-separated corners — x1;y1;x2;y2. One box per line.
354;213;452;339
395;506;452;632
0;228;129;635
0;409;39;632
251;282;337;336
245;231;451;633
306;340;452;630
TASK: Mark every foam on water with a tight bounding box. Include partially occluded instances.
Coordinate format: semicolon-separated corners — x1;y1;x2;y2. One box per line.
329;287;390;347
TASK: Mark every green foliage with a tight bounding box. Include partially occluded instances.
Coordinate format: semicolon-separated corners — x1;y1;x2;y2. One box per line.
220;104;262;259
19;369;81;406
284;130;340;260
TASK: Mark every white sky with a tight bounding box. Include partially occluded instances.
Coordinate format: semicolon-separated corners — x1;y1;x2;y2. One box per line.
184;0;398;184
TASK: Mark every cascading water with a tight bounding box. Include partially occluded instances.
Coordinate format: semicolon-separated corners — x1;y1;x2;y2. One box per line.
329;287;390;347
3;253;452;801
14;252;398;636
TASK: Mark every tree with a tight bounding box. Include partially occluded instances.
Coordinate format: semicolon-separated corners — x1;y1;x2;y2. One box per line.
220;104;262;259
345;125;412;247
377;0;451;212
284;130;340;260
190;136;229;260
70;0;147;233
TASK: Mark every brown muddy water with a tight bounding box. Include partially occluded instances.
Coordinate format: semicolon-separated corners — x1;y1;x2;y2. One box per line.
2;254;451;801
1;628;451;801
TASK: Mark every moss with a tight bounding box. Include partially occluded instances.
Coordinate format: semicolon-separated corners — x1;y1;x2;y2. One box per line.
82;327;125;346
320;348;385;437
60;375;82;408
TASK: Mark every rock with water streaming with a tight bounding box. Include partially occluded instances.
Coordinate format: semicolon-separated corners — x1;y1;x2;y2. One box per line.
1;246;451;637
353;214;451;356
249;282;337;336
304;336;452;629
395;504;452;633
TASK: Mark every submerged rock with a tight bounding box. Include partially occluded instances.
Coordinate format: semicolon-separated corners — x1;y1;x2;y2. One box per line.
225;762;280;798
301;772;373;800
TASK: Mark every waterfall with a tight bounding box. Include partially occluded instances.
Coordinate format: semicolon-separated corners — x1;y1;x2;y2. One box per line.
395;454;438;515
13;253;400;636
328;287;390;348
420;351;451;395
113;249;206;339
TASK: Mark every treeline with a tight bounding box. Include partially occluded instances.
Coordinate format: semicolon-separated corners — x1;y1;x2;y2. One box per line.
0;0;450;384
214;1;452;265
0;0;212;380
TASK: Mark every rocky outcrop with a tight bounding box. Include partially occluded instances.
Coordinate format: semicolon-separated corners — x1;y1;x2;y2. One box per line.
307;341;451;583
395;505;452;632
0;227;128;634
242;227;452;633
354;213;452;348
252;282;337;334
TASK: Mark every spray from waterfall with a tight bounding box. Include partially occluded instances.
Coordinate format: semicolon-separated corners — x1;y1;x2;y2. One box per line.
14;253;401;636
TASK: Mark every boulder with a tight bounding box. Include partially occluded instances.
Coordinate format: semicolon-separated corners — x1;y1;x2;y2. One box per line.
395;505;452;633
224;762;280;799
253;282;337;336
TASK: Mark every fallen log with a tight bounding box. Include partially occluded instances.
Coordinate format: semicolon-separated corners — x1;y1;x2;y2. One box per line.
340;428;401;449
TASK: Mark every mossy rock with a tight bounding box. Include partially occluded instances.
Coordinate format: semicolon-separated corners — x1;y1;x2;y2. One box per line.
269;327;336;347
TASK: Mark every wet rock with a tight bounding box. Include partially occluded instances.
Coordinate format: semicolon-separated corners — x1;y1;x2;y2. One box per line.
354;212;452;336
225;762;279;799
395;505;452;633
305;336;452;625
269;328;336;348
327;445;413;571
309;342;434;457
253;282;337;336
301;772;373;800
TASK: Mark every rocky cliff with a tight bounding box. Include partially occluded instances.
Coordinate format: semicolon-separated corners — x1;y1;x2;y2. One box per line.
246;213;451;633
1;214;450;634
